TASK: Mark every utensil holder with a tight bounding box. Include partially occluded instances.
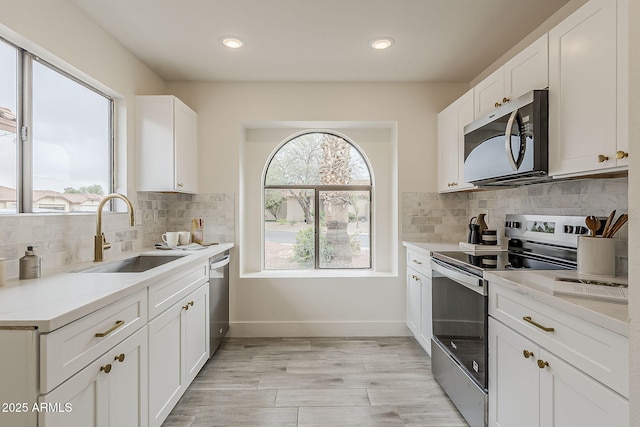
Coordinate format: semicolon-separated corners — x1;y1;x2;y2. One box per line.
577;236;615;276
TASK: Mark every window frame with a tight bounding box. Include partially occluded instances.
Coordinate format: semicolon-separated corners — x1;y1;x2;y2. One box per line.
1;36;114;214
263;131;373;270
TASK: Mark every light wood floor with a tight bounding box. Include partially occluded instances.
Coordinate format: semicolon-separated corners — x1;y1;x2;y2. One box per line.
162;337;468;426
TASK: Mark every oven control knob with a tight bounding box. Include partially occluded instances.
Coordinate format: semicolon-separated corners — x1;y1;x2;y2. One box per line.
574;226;588;234
511;221;520;228
505;221;511;228
563;225;574;234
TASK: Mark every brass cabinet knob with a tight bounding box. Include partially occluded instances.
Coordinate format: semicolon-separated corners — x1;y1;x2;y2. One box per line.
503;97;510;103
114;353;125;363
177;182;184;188
183;304;190;311
523;349;534;359
597;154;609;163
100;364;112;374
616;151;629;159
495;102;502;108
537;359;549;369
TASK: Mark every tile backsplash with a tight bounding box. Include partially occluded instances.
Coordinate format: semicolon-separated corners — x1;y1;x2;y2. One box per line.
0;192;235;279
402;177;629;273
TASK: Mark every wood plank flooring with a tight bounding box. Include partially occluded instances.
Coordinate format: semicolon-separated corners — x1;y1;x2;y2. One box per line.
162;337;468;426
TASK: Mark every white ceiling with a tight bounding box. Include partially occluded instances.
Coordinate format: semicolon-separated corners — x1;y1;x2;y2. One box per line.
71;0;570;83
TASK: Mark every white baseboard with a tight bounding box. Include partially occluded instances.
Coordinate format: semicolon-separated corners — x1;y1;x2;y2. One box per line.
228;321;411;337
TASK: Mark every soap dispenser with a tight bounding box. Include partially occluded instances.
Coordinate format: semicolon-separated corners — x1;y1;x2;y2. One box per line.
19;246;41;279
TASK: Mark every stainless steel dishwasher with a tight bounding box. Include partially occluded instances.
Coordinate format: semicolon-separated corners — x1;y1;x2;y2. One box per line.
209;251;230;357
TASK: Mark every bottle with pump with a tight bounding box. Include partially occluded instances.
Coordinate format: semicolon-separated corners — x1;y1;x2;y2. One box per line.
19;246;42;279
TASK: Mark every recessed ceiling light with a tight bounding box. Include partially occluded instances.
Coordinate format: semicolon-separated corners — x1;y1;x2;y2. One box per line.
221;37;245;49
369;37;394;50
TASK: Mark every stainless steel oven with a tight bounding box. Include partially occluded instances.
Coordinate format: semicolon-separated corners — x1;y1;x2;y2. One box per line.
431;257;488;427
430;214;590;427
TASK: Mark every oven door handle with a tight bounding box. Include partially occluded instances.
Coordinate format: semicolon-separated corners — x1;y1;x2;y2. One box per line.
431;259;487;296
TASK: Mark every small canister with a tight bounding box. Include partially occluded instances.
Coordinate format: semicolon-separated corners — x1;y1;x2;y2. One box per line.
577;236;615;276
481;229;498;245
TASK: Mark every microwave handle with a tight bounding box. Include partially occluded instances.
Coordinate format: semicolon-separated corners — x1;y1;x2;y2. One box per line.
504;110;524;171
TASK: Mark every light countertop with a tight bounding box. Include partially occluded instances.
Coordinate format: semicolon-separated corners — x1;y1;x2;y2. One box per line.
0;243;234;332
402;241;461;254
486;270;628;337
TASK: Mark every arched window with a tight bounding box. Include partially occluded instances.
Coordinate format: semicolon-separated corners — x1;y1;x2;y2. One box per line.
263;132;372;270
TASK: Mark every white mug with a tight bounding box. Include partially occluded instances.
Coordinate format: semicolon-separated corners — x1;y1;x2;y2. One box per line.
162;232;179;247
178;231;191;245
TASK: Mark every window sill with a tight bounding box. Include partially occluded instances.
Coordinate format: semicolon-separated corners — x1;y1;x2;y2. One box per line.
240;269;397;279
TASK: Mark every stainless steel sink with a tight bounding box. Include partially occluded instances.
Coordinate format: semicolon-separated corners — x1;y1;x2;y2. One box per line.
77;255;185;273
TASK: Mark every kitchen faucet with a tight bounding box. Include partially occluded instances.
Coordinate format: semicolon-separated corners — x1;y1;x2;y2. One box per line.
94;193;135;262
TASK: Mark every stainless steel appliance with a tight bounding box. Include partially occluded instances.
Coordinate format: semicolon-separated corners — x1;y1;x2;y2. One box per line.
430;214;590;427
464;90;548;186
209;252;230;357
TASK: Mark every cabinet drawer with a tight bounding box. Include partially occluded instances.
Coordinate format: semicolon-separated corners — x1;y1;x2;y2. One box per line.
406;249;431;278
148;261;208;319
490;284;628;397
40;289;147;394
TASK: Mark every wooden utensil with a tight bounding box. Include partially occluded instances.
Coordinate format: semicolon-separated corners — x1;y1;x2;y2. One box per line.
585;216;600;237
605;213;628;238
601;210;616;237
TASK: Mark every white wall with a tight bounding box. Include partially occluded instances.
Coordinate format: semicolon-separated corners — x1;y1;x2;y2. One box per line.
167;81;468;336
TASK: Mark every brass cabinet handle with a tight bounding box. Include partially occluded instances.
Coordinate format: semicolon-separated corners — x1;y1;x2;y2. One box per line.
177;182;184;188
411;275;421;282
182;301;194;311
597;154;609;163
523;349;534;359
537;359;549;369
114;353;125;363
95;320;125;338
100;364;112;374
522;316;555;332
412;259;423;265
616;151;629;159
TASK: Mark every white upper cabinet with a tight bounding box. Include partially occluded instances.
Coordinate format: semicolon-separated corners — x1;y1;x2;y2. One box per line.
548;0;628;177
475;34;548;119
437;89;475;192
136;95;198;193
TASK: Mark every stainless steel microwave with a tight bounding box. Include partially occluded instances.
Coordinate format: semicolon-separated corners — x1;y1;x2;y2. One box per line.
463;89;549;186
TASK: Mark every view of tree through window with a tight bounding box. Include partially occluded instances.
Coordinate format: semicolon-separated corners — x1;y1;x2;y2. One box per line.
264;132;372;269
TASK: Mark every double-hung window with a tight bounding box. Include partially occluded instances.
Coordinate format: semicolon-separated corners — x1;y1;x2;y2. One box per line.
0;37;113;214
263;132;372;270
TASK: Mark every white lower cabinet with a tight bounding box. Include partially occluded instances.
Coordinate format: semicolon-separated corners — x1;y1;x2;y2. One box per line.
38;326;148;427
405;248;432;355
489;284;629;427
149;283;209;427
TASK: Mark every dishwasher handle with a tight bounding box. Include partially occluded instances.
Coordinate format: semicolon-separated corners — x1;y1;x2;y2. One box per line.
210;255;230;270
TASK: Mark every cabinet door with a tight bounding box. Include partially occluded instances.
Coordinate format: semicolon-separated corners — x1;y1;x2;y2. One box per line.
109;327;148;427
418;273;432;356
406;269;421;336
474;67;504;119
148;303;184;427
538;348;628;427
437;89;474;192
489;318;539;427
184;283;210;386
504;34;548;100
174;98;198;193
548;0;618;176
